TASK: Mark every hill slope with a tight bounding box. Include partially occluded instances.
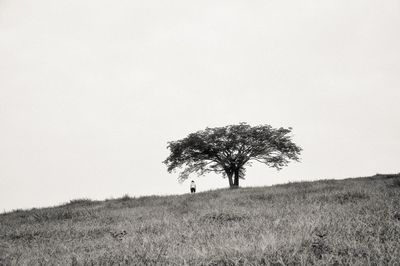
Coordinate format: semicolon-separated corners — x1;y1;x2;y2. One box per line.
1;174;400;265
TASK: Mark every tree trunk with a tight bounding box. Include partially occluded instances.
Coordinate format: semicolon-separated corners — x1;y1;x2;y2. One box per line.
232;169;239;188
227;172;234;187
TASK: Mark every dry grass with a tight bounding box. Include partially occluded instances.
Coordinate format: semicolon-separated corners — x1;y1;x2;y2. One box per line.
1;174;400;265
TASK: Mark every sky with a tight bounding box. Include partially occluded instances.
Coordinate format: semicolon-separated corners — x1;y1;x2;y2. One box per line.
1;0;399;211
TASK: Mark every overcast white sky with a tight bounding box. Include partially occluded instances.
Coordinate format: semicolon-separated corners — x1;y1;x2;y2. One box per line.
1;0;399;211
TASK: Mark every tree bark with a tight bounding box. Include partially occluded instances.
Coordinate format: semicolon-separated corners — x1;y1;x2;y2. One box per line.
227;172;234;187
232;169;239;188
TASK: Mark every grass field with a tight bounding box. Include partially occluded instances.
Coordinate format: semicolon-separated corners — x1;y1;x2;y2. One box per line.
1;174;400;265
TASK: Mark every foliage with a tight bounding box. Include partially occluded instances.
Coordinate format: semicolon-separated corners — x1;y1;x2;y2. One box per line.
164;123;302;187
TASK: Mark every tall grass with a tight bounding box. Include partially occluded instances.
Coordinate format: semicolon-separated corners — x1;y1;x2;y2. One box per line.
1;174;400;265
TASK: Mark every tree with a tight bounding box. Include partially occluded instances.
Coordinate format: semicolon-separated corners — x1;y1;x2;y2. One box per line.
163;123;302;188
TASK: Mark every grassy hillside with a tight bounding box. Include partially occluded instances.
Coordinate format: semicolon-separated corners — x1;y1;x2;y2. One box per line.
1;174;400;265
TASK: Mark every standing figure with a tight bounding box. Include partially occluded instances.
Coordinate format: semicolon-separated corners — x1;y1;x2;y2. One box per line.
190;180;196;193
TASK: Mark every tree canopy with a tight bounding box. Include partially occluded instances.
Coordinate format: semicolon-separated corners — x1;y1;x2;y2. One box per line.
163;123;302;188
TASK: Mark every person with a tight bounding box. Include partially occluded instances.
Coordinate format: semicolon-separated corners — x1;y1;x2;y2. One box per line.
190;180;196;193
